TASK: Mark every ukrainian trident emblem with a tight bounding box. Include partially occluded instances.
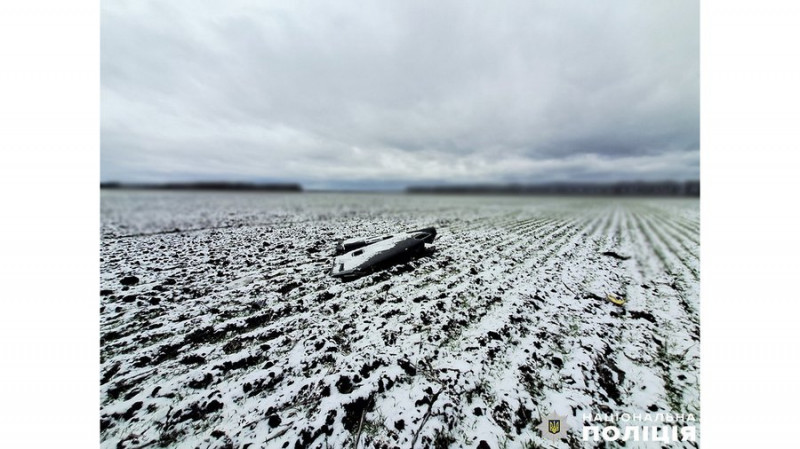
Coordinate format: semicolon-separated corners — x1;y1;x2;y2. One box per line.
537;412;570;441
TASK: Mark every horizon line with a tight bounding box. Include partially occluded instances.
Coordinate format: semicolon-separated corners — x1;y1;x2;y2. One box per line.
100;179;700;196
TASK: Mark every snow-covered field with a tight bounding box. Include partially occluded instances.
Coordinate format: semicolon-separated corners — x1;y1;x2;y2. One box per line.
100;191;700;449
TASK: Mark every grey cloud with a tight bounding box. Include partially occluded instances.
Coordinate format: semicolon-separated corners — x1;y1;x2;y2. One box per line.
101;0;698;188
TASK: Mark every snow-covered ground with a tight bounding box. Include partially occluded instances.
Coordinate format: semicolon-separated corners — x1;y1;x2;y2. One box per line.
100;191;700;449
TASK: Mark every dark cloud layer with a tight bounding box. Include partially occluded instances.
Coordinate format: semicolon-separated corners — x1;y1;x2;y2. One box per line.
101;0;698;189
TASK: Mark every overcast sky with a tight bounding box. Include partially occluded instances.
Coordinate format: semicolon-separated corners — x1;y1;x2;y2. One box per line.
101;0;698;189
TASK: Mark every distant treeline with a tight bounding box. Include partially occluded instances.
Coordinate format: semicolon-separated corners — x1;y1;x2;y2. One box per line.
100;182;303;192
407;180;700;196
